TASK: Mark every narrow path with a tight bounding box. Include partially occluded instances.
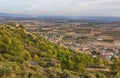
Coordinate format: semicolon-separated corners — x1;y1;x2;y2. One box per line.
87;68;110;72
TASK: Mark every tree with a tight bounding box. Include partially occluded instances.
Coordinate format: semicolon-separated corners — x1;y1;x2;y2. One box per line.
110;58;120;73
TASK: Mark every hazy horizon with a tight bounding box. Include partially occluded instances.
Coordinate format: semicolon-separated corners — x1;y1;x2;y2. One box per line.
0;0;120;17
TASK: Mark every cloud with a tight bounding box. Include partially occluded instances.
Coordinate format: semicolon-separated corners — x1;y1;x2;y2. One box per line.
0;0;119;16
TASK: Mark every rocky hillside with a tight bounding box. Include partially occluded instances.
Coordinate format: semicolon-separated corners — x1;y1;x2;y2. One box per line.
0;25;120;78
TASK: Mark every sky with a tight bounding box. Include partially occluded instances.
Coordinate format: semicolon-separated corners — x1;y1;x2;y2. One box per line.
0;0;120;16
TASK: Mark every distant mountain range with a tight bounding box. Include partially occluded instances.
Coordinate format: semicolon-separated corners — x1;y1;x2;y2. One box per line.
0;12;120;23
0;13;37;18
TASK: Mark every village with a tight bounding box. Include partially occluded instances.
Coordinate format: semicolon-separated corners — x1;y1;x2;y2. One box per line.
38;23;120;61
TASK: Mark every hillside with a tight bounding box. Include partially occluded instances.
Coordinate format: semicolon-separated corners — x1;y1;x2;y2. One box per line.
0;25;120;78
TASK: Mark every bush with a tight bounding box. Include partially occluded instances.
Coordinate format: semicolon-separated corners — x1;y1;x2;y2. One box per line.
110;58;120;73
0;62;18;77
96;72;107;78
116;72;120;78
0;54;4;61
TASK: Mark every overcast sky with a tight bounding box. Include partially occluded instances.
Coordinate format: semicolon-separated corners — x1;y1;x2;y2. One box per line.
0;0;120;16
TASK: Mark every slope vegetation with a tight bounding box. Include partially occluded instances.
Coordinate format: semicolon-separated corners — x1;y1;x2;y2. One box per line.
0;25;119;78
